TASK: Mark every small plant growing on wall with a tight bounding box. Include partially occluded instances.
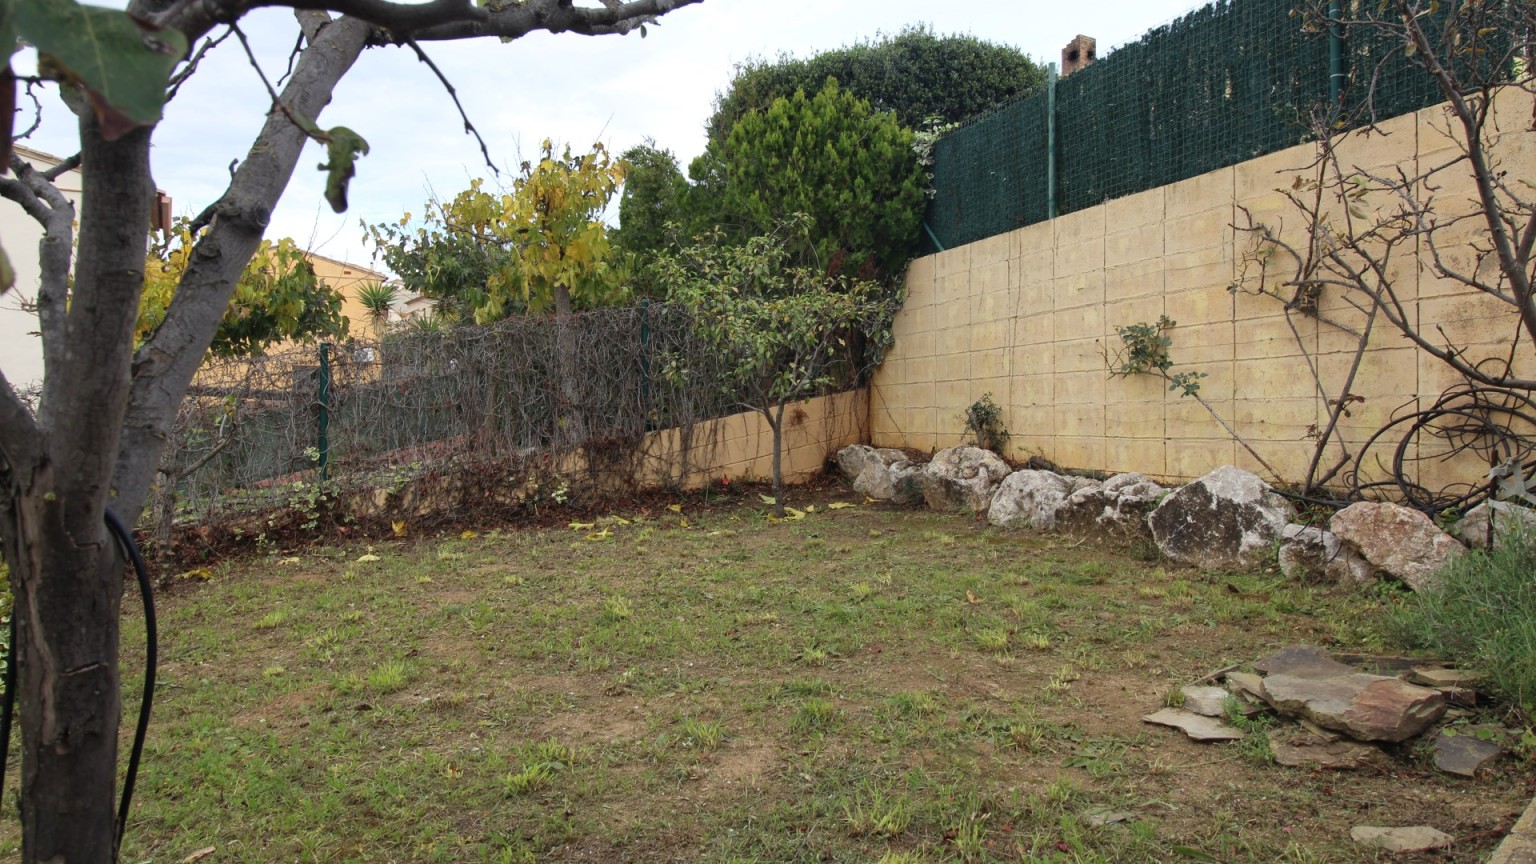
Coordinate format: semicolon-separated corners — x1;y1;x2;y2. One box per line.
1107;316;1206;398
962;393;1010;455
1105;316;1279;479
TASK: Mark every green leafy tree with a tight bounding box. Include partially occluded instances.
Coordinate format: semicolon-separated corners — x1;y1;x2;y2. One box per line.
138;222;349;356
613;141;690;260
706;26;1047;146
657;216;893;516
692;79;927;282
366;200;511;322
0;0;696;858
368;140;627;322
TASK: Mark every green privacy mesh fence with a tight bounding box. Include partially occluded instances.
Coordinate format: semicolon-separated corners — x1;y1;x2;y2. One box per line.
925;0;1451;250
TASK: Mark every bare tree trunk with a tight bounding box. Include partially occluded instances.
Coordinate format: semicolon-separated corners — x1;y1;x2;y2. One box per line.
153;448;179;575
8;117;156;864
6;495;124;863
554;283;584;447
767;401;787;517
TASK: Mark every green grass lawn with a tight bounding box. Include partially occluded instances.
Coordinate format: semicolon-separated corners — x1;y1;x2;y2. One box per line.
8;486;1529;863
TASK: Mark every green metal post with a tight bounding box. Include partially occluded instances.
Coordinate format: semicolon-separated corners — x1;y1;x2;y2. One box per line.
921;221;946;252
1046;62;1059;220
317;342;331;483
1328;0;1344;110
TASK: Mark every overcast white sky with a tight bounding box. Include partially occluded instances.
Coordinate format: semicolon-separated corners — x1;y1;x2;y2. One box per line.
18;0;1205;269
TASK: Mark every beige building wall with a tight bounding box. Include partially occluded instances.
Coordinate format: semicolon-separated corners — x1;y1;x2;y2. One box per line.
0;146;83;390
304;252;391;342
872;92;1528;491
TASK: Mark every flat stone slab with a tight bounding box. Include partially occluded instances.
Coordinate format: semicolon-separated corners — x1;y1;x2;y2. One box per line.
1225;671;1268;702
1254;645;1356;679
1084;808;1135;827
1142;708;1247;741
1268;728;1385;769
1350;825;1453;852
1333;653;1435;674
1410;666;1481;688
1262;672;1446;742
1487;790;1536;864
1181;685;1230;717
1434;729;1505;777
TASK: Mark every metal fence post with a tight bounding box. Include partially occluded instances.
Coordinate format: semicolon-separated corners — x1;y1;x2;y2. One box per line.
317;342;331;483
1328;0;1345;110
1046;61;1059;220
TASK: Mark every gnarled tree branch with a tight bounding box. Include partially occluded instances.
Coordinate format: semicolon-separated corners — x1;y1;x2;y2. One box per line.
111;13;372;524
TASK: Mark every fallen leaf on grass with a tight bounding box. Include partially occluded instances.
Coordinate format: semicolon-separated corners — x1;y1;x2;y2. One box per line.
667;503;683;513
178;568;213;582
827;502;856;510
278;557;301;566
460;530;477;540
569;521;596;531
391;520;407;537
759;494;777;505
965;590;980;605
586;528;612;541
678;517;690;528
355;554;381;563
784;507;806;520
179;847;217;864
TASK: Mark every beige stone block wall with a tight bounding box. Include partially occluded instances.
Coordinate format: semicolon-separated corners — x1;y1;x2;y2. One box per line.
638;389;868;491
872;90;1535;495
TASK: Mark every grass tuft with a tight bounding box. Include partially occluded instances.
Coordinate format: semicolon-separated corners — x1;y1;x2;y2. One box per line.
367;660;411;694
791;697;840;732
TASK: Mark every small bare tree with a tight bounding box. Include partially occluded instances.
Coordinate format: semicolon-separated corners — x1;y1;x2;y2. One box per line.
1231;0;1536;504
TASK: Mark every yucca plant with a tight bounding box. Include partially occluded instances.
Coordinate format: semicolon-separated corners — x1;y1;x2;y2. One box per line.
355;282;399;336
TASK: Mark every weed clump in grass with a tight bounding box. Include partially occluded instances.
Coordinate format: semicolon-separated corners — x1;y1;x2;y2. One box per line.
842;784;912;837
972;626;1011;654
503;761;559;796
368;660;412;694
600;594;633;623
1386;529;1536;717
792;697;840;732
888;691;938;718
798;645;830;667
680;717;724;751
503;740;578;796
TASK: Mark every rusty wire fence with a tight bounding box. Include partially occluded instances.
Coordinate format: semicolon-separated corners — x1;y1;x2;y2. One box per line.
154;304;756;535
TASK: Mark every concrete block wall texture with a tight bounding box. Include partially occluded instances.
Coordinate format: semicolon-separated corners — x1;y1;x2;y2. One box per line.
871;89;1533;492
636;389;867;491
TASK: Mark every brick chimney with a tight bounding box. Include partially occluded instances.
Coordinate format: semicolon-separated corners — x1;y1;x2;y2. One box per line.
1061;34;1097;77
